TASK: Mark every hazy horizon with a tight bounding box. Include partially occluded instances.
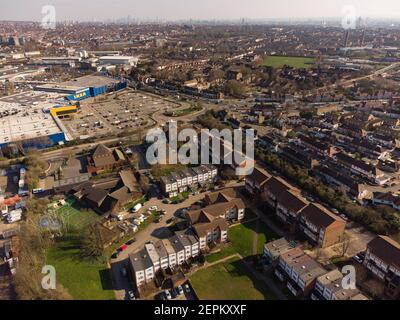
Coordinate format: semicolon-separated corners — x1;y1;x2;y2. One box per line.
1;0;400;22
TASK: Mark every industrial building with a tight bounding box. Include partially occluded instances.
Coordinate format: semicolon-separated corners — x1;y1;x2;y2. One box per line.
98;56;138;67
34;74;127;101
0;91;71;149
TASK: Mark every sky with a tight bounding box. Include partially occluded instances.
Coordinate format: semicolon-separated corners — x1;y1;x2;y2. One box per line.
1;0;400;22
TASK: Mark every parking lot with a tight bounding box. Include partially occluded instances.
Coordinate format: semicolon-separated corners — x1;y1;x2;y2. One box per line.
62;89;180;139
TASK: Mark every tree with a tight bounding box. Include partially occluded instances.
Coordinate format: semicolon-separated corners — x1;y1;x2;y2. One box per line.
339;234;351;257
14;219;72;300
224;80;247;97
138;174;151;195
80;224;105;263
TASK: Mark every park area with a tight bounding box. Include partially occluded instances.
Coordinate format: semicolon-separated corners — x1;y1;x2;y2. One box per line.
263;55;315;69
190;257;277;300
205;218;278;263
45;198;115;300
189;217;280;300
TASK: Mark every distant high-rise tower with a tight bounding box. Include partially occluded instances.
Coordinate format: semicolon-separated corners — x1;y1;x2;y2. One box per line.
360;30;366;46
344;30;350;47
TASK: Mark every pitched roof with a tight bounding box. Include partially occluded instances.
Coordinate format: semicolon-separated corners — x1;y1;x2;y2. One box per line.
368;235;400;269
277;189;309;214
205;188;239;204
192;217;228;237
301;203;345;228
263;176;292;195
247;167;271;186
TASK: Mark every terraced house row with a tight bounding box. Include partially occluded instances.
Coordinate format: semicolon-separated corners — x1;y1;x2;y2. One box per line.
246;167;346;248
129;229;200;287
160;165;218;198
130;188;246;287
264;238;369;299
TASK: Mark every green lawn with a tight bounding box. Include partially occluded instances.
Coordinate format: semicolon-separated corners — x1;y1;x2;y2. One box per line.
46;198;114;300
50;197;99;230
263;55;315;69
205;220;278;263
190;258;277;300
47;236;115;300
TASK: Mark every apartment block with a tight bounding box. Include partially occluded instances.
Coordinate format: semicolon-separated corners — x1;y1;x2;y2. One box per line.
299;203;346;248
363;236;400;299
312;269;368;300
275;247;327;297
129;229;200;288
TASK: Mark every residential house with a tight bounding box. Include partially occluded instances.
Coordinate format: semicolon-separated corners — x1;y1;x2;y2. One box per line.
363;236;400;299
263;238;296;266
275;247;327;297
160;165;218;198
245;167;271;195
87;144;126;174
72;170;142;214
186;207;229;250
298;203;346;248
129;249;154;287
312;269;368;300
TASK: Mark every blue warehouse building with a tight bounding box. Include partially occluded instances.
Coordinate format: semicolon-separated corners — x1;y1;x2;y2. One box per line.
35;74;127;102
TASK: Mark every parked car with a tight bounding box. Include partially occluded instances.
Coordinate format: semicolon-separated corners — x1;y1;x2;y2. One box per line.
119;244;128;252
126;238;136;245
111;252;119;259
184;284;190;293
353;255;363;264
149;206;158;211
131;203;142;213
160;209;166;215
177;285;184;295
164;290;172;300
128;290;136;300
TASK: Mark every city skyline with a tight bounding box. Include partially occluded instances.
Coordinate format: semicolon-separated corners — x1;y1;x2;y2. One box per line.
2;0;400;22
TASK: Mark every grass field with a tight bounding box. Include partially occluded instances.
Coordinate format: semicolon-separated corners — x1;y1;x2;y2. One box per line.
263;55;315;69
50;198;99;230
46;198;114;300
206;219;278;263
190;258;277;300
47;236;115;300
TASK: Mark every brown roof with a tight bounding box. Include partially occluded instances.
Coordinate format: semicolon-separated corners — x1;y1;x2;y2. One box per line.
193;217;228;237
368;235;400;269
247;167;271;186
205;188;239;204
277;189;308;214
92;144;117;168
301;203;345;228
263;176;292;196
119;170;141;193
187;198;245;223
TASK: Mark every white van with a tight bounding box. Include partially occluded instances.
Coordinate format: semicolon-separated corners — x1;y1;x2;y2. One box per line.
132;203;142;213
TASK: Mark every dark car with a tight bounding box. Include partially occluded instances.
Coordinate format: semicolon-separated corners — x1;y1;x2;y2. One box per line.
111;252;119;259
126;238;136;245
